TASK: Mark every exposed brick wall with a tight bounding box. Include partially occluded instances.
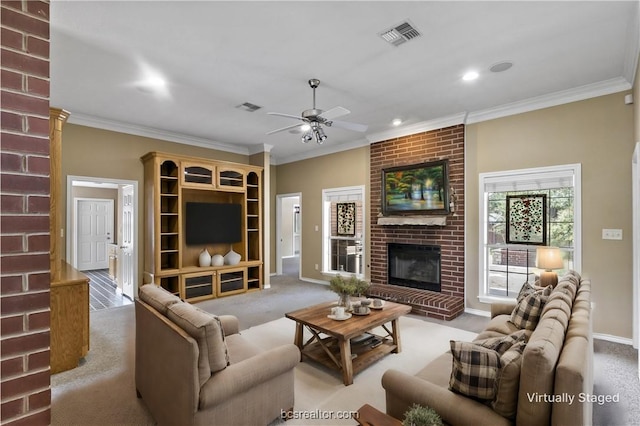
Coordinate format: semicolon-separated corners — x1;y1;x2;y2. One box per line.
370;125;465;318
1;1;52;425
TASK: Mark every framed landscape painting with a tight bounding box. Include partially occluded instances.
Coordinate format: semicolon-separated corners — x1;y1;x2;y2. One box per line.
506;194;547;245
382;160;450;215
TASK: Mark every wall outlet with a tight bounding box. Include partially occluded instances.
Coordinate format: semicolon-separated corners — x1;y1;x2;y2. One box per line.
314;264;319;270
602;229;623;240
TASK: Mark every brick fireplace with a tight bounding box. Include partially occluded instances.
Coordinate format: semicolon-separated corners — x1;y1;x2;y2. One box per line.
369;124;465;320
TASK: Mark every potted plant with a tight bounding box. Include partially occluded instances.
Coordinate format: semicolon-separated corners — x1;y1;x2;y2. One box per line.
402;404;443;426
329;274;369;308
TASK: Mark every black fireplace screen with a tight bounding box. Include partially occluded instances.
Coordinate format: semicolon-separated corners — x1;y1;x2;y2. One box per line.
388;243;441;292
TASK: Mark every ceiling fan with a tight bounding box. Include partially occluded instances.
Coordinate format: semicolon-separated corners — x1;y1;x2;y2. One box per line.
266;79;368;144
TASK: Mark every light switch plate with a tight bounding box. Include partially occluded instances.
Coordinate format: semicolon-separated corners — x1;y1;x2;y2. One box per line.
602;229;623;240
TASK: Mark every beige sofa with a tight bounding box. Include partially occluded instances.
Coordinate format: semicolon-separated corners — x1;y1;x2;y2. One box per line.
135;284;300;426
382;271;592;426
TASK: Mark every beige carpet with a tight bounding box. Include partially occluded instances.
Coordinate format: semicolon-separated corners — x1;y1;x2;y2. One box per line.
242;316;477;425
51;304;475;425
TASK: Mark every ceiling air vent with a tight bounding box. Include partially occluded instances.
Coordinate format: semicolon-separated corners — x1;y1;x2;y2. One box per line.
235;102;262;112
379;20;422;47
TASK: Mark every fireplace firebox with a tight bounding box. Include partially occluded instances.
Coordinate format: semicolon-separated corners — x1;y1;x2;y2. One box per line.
387;243;441;292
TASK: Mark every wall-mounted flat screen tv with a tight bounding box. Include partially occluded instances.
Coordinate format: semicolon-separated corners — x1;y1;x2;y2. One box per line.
381;159;450;215
185;202;242;245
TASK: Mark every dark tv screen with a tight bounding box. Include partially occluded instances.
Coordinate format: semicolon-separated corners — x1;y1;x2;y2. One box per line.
185;202;242;245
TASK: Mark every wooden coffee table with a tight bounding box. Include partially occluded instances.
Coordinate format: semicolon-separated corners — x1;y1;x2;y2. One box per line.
285;300;411;385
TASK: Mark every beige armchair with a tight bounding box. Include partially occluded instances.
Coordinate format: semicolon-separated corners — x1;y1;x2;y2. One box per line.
135;284;300;425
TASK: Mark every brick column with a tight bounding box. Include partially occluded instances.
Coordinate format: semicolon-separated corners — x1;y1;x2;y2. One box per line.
1;1;52;424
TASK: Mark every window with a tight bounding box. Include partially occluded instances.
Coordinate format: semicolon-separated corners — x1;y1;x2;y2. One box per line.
322;186;365;277
478;164;581;303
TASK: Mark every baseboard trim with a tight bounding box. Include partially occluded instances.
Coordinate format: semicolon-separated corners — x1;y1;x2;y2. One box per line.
593;333;634;346
464;307;491;318
299;276;329;285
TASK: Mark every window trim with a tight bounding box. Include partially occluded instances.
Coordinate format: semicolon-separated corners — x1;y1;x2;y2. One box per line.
478;164;582;303
321;185;366;278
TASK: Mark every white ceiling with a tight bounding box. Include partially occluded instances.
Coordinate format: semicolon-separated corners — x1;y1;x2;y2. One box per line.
50;1;639;164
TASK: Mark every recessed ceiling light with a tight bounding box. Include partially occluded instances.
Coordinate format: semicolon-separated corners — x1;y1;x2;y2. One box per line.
136;74;167;93
462;71;479;81
392;118;402;126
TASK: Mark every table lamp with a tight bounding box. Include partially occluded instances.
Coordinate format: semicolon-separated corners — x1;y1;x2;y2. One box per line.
536;246;563;287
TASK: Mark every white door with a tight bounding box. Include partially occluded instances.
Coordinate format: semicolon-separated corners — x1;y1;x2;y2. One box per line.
76;199;114;271
119;185;135;299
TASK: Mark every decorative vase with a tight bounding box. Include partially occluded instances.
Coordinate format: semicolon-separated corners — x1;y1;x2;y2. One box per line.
337;293;351;310
211;254;224;267
198;249;211;267
224;247;241;265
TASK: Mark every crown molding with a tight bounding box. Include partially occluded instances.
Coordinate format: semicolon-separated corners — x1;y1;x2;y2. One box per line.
466;77;632;124
67;112;250;155
366;113;467;144
248;143;273;155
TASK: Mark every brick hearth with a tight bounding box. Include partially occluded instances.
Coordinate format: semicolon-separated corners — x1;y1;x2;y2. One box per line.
370;124;465;320
367;284;464;321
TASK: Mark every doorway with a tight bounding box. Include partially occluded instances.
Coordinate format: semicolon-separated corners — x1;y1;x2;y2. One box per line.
276;193;301;278
67;176;138;302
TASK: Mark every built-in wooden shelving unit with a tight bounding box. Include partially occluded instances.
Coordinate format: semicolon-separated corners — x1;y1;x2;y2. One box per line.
141;151;263;301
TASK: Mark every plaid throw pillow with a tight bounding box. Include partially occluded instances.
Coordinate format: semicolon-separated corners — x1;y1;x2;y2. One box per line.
449;340;501;401
477;328;529;355
509;286;551;330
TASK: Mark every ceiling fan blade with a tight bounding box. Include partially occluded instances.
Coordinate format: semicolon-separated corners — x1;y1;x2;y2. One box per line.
266;123;306;135
267;112;304;120
319;106;350;120
330;119;368;132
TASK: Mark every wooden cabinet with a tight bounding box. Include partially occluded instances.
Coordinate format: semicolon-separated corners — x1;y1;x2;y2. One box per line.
181;161;216;189
50;262;90;374
142;152;263;302
217;167;245;191
182;271;216;301
49;108;90;374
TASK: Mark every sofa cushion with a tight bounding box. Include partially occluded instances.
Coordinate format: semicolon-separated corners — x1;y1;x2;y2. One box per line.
138;284;181;315
492;341;526;419
480;315;520;338
509;286;551;330
449;341;500;401
225;334;263;364
517;314;568;425
167;303;230;387
553;280;577;301
476;329;529;355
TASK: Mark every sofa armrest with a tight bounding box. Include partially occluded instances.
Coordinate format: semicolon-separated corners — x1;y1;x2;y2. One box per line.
490;302;516;319
199;344;300;408
382;369;510;426
218;315;239;336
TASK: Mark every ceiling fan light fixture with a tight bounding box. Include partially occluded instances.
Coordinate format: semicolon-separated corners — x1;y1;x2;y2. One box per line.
301;131;313;143
392;118;403;126
314;126;327;144
300;124;311;132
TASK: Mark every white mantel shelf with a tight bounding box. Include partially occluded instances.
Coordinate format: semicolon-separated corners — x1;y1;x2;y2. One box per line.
377;216;447;226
